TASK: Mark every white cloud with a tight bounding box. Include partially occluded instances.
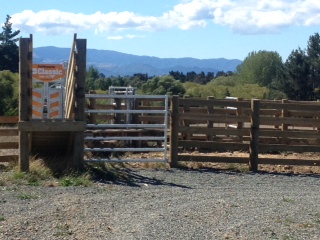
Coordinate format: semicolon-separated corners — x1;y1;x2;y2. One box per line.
106;34;145;40
107;36;123;40
10;0;320;35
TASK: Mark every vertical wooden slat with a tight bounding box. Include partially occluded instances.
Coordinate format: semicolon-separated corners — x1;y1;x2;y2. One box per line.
170;96;179;168
237;97;243;141
249;99;260;172
206;96;214;141
281;99;288;144
19;36;32;172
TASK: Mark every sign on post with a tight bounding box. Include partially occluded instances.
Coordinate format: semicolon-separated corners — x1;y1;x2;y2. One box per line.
32;64;66;82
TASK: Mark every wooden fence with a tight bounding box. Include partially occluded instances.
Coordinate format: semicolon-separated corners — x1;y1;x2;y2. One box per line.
0;116;19;163
169;96;320;170
3;96;320;171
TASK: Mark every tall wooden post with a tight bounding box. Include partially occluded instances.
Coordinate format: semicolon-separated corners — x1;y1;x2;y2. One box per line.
19;36;33;172
70;39;86;170
249;99;260;172
170;96;179;168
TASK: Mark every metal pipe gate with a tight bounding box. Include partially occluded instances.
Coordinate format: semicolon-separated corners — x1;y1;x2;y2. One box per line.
84;94;169;163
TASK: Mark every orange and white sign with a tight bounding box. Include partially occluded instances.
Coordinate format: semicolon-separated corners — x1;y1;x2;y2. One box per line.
32;64;66;82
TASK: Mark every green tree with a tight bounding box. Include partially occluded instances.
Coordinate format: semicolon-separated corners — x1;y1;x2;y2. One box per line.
141;75;185;95
285;48;311;100
237;50;285;88
307;33;320;95
0;15;20;72
85;65;100;92
0;70;19;115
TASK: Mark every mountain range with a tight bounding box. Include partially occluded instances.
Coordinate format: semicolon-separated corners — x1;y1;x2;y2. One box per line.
33;46;242;76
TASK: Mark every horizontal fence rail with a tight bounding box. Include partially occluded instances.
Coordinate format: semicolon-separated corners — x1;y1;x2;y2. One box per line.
0;116;19;163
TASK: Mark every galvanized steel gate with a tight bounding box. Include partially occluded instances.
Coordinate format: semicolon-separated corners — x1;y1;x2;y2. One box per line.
84;94;169;163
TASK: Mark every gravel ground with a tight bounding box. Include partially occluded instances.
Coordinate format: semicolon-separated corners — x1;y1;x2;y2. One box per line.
1;168;320;240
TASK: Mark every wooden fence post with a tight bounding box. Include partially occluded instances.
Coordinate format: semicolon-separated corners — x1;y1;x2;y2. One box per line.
207;96;214;141
19;36;33;172
249;99;260;172
170;95;179;168
71;38;86;170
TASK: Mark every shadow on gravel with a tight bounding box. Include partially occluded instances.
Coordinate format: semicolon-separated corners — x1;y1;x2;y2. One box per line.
116;169;191;189
89;165;191;189
174;166;320;179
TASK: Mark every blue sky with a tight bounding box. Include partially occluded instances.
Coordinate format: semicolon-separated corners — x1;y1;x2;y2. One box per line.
2;0;320;61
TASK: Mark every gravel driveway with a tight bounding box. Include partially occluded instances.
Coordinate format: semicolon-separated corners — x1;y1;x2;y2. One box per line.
1;168;320;240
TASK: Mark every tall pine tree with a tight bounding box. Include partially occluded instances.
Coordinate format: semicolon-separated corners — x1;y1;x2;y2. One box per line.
0;15;20;72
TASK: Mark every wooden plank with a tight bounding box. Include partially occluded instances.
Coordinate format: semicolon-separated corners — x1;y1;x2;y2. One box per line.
0;142;18;149
178;154;248;164
260;116;320;127
258;158;320;166
0;128;18;136
179;126;250;136
259;129;320;138
178;140;249;151
179;112;251;122
18;121;86;132
179;98;251;108
0;155;18;163
259;144;320;153
260;109;281;115
0;116;19;124
289;110;320;118
260;102;320;111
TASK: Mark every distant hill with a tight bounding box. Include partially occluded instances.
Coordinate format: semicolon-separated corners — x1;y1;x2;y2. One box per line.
33;46;242;76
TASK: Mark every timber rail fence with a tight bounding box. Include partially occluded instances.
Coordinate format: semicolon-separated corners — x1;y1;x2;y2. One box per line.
169;96;320;171
2;96;320;171
0;116;19;163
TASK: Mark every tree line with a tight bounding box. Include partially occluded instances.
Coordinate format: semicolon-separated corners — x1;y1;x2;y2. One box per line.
1;13;320;116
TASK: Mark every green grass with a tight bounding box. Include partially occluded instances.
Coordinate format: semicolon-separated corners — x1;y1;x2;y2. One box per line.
2;159;136;187
282;196;294;203
17;192;38;200
59;173;92;187
53;224;73;237
0;215;5;221
0;179;5;186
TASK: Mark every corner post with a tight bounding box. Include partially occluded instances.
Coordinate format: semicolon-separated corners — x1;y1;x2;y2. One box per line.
71;38;86;170
19;36;33;172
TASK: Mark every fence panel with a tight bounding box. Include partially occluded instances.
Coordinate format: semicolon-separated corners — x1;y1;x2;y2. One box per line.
85;94;169;163
0;116;19;163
